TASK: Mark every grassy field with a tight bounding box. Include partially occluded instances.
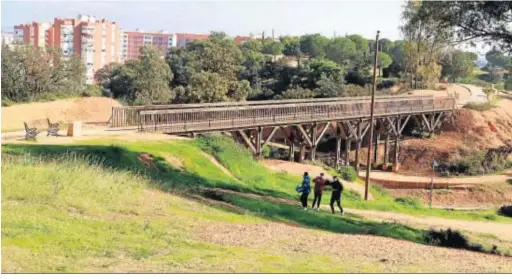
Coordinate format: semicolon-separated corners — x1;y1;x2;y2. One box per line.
3;135;512;272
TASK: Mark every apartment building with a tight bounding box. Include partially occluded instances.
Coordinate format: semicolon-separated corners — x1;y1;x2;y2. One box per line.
13;15;120;84
14;22;51;47
120;29;176;61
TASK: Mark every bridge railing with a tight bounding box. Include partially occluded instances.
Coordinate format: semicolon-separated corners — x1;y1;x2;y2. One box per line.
137;96;456;134
111;94;444;127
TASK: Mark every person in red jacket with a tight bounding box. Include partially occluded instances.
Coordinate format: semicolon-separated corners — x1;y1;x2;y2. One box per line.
311;173;326;211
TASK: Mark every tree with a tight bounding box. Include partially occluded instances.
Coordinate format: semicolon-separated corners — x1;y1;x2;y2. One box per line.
261;39;284;56
401;0;451;88
228;80;251;101
176;71;229;103
347;34;368;52
1;45;85;103
280;36;301;56
174;38;243;83
379;38;394;53
240;39;262;53
133;46;174;104
441;50;475;82
313;74;345;98
485;49;510;69
407;1;512;53
386;41;406;77
96;62;138;101
325;37;357;67
300;34;329;58
377;52;393;76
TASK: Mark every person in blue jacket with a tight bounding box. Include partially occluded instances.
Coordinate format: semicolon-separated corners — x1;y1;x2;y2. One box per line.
296;172;311;210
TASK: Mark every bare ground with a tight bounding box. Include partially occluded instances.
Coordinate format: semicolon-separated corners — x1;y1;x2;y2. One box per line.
2;97;122;131
195;221;512;273
388;186;512;209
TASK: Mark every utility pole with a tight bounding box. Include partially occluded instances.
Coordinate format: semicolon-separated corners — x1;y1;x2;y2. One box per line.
364;30;380;201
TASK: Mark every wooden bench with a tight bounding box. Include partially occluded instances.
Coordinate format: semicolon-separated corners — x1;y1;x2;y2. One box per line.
47;118;60;137
24;122;40;140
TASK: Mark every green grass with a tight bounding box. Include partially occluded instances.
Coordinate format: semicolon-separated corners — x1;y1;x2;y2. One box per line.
0;149;431;272
4;154;358;272
3;135;510;223
3;135;511;272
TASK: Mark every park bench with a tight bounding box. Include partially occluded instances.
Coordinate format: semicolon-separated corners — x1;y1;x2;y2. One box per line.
24;122;40;140
47;118;60;137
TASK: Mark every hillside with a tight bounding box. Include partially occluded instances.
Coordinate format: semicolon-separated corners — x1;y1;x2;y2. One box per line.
3;135;512;272
398;98;512;175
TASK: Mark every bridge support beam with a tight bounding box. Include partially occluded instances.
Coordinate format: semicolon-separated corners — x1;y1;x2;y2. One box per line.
383;134;389;166
255;126;263;159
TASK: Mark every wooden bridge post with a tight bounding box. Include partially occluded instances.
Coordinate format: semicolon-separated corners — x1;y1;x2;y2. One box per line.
345;139;351;166
383;134;389;166
335;124;342;170
373;132;380;167
256;126;263;159
393;116;401;172
310;122;318;161
355;120;362;172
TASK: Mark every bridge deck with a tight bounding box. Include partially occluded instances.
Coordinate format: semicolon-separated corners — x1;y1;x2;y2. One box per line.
136;96;456;134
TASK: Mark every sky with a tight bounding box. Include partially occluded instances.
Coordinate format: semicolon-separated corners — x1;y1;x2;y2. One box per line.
1;0;406;40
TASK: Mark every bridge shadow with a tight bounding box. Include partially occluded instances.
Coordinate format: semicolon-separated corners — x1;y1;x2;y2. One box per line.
1;143;492;254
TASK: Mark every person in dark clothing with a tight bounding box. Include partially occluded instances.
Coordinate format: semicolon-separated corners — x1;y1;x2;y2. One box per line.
327;176;344;215
297;172;311;210
312;173;326;211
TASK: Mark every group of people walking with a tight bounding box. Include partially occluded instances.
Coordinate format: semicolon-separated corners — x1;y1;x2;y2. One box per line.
295;172;344;215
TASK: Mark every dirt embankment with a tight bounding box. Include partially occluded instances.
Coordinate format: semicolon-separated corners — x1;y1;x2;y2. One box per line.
398;98;512;175
2;97;122;131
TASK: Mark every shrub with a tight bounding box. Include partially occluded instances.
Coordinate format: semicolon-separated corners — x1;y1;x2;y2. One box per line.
498;205;512;218
345;84;369;97
83;85;103;97
425;229;483;252
339;166;357;182
344;71;367;87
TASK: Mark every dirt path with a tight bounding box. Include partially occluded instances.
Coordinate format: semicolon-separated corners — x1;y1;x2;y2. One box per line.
359;170;512;188
196;221;512;273
263;159;373;200
341;208;512;242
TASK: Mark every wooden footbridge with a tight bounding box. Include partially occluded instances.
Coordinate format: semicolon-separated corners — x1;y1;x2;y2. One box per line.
111;95;457;171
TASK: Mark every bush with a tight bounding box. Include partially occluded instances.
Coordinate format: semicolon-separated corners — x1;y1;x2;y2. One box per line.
345;71;366;87
498;205;512;218
339;166;357;182
440;150;511;176
82;85;103;97
376;79;395;90
425;229;483;252
345;84;369;97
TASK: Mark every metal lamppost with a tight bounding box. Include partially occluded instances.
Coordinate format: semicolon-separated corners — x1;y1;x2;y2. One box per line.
364;30;380;200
